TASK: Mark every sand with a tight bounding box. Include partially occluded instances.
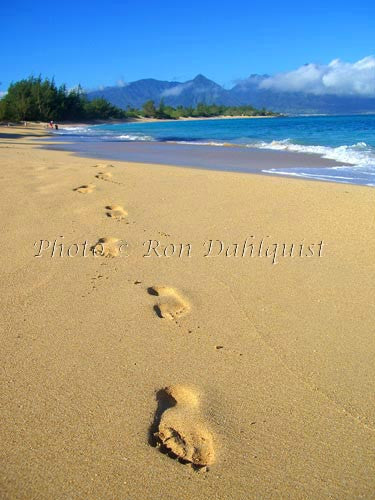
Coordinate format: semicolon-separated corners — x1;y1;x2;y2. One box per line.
0;124;374;499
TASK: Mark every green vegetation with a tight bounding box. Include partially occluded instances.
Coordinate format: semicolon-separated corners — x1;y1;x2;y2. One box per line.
138;99;277;120
0;76;126;122
140;99;276;119
142;99;158;118
0;76;277;123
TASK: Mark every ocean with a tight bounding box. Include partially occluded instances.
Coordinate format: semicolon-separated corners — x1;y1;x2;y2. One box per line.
56;115;375;187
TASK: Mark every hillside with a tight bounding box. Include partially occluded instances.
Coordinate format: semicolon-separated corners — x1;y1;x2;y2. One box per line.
88;74;375;114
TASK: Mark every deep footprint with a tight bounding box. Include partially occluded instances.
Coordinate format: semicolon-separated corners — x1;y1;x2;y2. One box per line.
92;237;121;257
92;163;115;168
96;171;113;181
148;286;190;320
106;204;128;219
152;385;215;468
73;183;96;194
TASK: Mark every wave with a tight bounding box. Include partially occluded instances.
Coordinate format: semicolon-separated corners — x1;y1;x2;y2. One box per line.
258;139;375;186
117;134;153;141
248;139;375;167
55;127;153;142
58;126;92;132
262;168;375;187
168;138;375;168
166;137;375;186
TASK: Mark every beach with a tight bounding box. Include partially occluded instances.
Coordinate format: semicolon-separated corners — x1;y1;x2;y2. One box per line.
46;139;348;173
1;124;374;499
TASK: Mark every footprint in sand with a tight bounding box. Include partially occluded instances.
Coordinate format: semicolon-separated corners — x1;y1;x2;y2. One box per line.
73;183;96;194
92;237;122;257
106;204;127;220
148;286;190;320
151;385;215;468
92;163;115;168
96;171;113;181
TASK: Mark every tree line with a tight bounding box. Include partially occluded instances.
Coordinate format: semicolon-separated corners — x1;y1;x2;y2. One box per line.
0;76;277;123
0;76;125;122
139;99;276;119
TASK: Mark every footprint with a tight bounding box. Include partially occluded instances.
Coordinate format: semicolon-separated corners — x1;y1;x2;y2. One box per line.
95;170;123;186
151;385;215;468
92;163;115;168
106;204;128;220
96;171;113;181
73;183;96;194
92;237;121;257
148;286;190;320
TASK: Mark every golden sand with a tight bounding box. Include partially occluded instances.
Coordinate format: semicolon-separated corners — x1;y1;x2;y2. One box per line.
0;124;374;499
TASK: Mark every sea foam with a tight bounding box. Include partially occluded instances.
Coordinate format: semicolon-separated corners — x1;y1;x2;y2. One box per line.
250;139;375;167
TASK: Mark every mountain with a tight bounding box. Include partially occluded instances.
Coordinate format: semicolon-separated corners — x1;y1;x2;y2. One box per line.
89;75;238;109
88;78;178;109
88;74;375;114
156;74;238;107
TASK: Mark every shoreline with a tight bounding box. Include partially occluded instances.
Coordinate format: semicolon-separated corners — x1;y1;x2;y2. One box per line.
1;123;370;187
1;125;374;498
45;136;349;169
46;133;359;187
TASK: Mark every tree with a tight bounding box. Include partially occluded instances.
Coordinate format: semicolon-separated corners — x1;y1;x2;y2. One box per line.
156;98;168;119
84;98;125;120
142;100;157;118
0;76;127;122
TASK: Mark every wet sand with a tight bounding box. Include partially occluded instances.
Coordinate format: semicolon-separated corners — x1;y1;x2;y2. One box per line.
45;138;348;174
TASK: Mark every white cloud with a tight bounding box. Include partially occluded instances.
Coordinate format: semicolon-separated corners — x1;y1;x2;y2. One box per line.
161;81;193;97
0;91;6;98
259;56;375;96
116;79;128;87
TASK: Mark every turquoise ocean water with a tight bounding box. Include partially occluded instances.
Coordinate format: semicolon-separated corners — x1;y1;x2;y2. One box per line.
57;115;375;186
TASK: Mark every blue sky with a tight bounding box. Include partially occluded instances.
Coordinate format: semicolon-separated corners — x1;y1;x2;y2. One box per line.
1;0;374;92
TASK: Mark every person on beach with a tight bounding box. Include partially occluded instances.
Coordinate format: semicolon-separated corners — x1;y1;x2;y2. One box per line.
54;124;58;130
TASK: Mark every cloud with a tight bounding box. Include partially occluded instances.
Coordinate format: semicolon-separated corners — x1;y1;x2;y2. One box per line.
116;79;128;87
0;91;6;98
259;57;375;96
161;81;193;97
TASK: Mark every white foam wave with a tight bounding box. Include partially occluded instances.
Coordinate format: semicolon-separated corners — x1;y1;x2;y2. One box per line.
58;126;91;132
264;170;355;181
264;171;375;187
117;134;153;141
167;138;375;167
56;127;153;142
249;139;375;167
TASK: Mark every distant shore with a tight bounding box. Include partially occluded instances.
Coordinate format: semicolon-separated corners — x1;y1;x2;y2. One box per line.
130;114;279;123
54;114;278;126
1;113;279;129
